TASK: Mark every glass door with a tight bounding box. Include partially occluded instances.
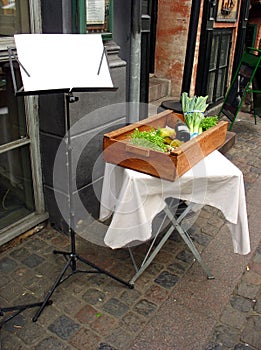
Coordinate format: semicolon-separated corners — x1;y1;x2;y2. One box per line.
0;0;47;245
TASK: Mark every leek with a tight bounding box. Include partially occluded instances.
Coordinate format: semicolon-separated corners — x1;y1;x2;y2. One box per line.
181;92;208;138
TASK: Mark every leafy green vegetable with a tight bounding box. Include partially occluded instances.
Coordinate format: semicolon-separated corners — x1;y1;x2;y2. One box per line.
130;128;168;152
200;116;218;131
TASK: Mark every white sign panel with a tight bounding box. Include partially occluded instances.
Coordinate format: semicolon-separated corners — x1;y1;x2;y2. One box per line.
14;34;113;92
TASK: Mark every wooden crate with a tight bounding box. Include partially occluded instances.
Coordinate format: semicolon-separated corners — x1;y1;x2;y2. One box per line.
103;110;228;181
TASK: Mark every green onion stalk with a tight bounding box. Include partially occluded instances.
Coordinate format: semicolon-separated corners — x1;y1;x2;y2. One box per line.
181;92;208;138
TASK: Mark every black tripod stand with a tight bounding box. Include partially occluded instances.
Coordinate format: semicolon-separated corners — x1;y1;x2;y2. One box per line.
32;93;133;322
7;36;133;324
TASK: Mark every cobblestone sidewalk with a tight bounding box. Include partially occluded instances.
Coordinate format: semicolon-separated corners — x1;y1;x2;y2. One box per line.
0;112;260;350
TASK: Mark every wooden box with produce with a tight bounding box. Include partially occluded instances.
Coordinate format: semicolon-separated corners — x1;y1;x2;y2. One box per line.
103;95;228;181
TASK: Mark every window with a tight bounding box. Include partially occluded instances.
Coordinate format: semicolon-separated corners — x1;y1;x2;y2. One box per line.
207;29;232;104
0;0;30;36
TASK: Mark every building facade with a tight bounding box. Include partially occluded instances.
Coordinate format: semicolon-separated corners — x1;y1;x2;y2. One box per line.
0;0;257;245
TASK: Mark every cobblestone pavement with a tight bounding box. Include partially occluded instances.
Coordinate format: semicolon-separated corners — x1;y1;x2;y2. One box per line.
0;112;260;350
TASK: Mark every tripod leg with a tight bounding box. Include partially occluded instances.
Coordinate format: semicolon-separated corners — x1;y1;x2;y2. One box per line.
32;257;72;322
77;255;133;289
0;301;52;327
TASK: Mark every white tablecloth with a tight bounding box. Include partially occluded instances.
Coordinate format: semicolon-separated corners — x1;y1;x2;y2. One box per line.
100;150;250;255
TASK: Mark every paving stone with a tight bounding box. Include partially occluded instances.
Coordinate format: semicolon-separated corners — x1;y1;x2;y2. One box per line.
234;343;256;350
0;331;30;350
35;336;72;350
0;281;30;303
241;315;261;349
176;249;195;264
104;326;132;350
167;259;189;275
0;273;11;288
102;297;129;317
21;254;45;268
145;261;164;276
201;223;220;237
75;304;98;324
97;343;117;350
211;324;241;348
133;299;157;317
90;312;117;336
118;288;141;306
69;327;101;350
230;295;253;313
87;273;111;287
1;313;26;333
13;266;35;284
119;311;147;334
242;270;261;285
220;304;246;330
0;257;17;273
9;247;30;261
237;281;260;300
189;230;212;246
15;320;46;345
143;284;169;305
48;315;80;340
82;288;106;305
254;288;261;313
205;342;223;350
154;271;179;289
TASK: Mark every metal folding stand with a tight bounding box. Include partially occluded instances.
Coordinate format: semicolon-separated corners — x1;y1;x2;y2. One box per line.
128;199;214;286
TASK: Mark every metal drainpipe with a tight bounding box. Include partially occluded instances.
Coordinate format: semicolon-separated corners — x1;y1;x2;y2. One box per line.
128;0;142;123
62;0;72;33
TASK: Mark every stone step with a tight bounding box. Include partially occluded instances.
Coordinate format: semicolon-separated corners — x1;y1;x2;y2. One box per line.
149;77;170;102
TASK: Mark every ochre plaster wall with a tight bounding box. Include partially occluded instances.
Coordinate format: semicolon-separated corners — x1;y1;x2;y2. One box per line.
154;0;192;98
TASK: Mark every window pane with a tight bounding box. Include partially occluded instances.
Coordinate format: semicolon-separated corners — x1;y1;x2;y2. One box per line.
0;62;27;146
0;145;35;230
209;35;219;70
0;0;30;36
216;67;227;99
220;35;230;66
207;72;215;102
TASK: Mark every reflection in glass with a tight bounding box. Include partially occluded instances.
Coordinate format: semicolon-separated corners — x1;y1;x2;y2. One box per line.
0;62;27;146
0;145;35;230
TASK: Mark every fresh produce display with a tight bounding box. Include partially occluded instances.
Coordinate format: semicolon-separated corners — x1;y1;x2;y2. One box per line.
181;92;209;138
130;126;184;153
129;94;220;154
